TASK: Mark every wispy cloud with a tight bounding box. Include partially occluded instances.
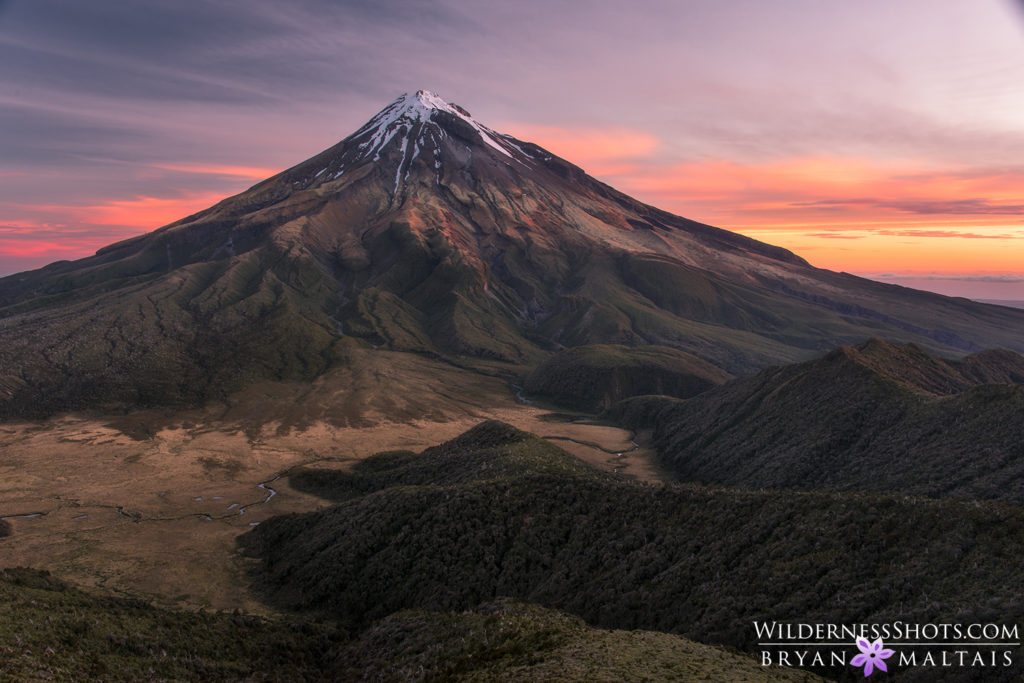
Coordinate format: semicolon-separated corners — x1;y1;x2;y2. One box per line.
592;156;1024;235
0;223;144;271
880;199;1024;215
800;198;1024;216
10;192;230;230
875;229;1020;239
804;233;866;239
870;273;1024;283
151;163;281;180
504;124;661;176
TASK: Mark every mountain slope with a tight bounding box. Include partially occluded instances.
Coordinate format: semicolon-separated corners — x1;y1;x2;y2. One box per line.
241;422;1024;681
0;568;343;681
3;569;821;682
3;91;1024;417
523;343;733;411
340;599;825;682
612;339;1024;502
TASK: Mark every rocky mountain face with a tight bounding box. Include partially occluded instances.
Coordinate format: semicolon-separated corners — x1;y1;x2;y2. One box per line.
3;90;1024;417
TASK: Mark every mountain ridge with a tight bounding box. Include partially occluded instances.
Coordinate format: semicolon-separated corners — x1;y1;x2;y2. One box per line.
611;339;1024;502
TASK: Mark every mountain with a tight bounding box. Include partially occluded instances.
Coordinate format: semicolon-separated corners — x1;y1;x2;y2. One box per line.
611;338;1024;502
3;90;1024;418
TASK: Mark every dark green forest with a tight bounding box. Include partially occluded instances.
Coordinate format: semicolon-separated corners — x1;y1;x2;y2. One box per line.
522;343;732;411
243;421;1024;681
611;339;1024;504
0;566;818;681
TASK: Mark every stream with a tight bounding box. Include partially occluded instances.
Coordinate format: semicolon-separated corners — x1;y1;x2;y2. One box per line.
0;474;282;528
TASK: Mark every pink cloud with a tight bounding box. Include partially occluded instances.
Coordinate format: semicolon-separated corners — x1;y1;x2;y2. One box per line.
10;191;229;231
502;124;661;176
152;163;281;180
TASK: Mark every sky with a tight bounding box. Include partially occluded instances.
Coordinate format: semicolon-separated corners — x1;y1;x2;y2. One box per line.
2;0;1024;301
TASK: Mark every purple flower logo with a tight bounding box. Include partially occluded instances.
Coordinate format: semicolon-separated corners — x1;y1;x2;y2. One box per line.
851;637;895;677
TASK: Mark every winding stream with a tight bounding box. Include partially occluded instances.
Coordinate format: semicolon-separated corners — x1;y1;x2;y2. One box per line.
0;474;283;528
541;432;641;456
541;431;644;476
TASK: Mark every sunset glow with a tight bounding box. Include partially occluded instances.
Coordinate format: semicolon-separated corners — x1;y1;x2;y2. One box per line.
16;193;230;228
506;128;1024;290
3;0;1023;299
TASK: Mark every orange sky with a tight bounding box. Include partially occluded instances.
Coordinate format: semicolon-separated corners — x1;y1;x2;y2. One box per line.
3;132;1023;298
510;125;1024;285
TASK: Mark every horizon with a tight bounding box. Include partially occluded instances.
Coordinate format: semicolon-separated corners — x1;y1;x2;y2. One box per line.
2;1;1024;300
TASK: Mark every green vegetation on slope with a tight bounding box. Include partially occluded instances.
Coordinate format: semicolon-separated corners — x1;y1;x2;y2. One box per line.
290;420;607;501
0;567;343;681
0;568;820;682
339;598;824;682
610;339;1024;503
522;343;732;411
242;421;1024;681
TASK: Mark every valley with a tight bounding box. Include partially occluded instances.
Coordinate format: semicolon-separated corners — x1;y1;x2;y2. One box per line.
0;383;661;613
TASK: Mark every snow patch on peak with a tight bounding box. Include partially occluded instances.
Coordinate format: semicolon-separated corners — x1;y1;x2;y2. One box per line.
406;90;460;118
351;90;514;160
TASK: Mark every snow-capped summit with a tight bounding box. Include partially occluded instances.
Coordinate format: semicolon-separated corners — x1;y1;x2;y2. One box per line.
291;89;541;195
348;89;514;164
390;90;467;119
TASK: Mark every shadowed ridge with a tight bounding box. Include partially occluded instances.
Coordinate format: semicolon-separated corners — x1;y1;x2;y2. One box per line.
824;337;1024;396
0;567;343;679
0;565;825;680
832;338;974;395
339;598;826;681
955;347;1024;385
422;419;532;452
615;339;1024;502
288;419;608;502
523;344;733;411
239;422;1024;681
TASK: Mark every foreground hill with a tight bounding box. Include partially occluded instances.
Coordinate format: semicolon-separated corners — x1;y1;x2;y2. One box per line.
612;338;1024;502
242;422;1024;681
0;567;341;681
3;92;1024;417
0;568;817;682
339;599;823;682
